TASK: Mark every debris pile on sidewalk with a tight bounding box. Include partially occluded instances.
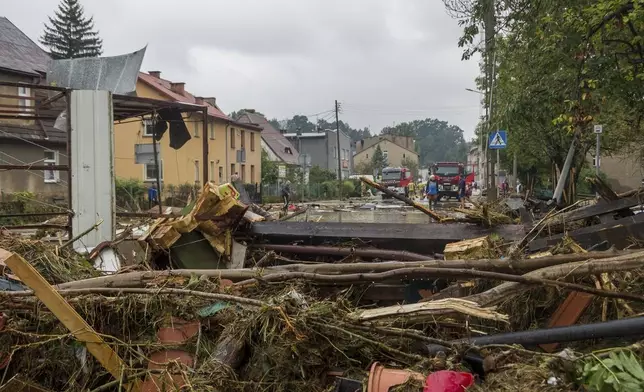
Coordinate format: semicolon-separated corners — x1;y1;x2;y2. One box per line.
1;180;644;391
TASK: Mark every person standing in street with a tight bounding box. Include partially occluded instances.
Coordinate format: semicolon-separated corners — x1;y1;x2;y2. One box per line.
281;180;291;211
516;180;523;195
148;183;158;210
425;175;438;210
458;176;467;209
230;172;239;183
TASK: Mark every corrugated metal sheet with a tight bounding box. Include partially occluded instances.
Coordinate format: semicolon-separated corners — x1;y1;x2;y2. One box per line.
70;90;115;251
47;47;146;94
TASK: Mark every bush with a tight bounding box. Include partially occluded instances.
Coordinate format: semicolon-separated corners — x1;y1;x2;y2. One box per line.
321;181;338;199
115;178;147;210
342;180;359;198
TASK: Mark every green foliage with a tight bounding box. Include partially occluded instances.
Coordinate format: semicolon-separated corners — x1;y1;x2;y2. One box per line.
309;166;337;183
261;150;279;184
342;180;359;197
115;178;146;210
579;351;644;392
382;119;468;166
401;156;419;179
40;0;103;59
321;181;339;198
371;145;388;171
446;0;644;196
576;165;609;195
354;160;374;175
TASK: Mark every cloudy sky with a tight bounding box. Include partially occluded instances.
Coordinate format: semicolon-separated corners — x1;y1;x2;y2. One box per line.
5;0;483;138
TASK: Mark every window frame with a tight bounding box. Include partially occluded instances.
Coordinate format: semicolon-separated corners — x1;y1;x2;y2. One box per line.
18;86;31;114
144;160;164;182
142;119;155;137
43;150;59;183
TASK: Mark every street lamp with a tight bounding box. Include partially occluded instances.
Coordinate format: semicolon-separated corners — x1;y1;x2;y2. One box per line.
465;88;484;94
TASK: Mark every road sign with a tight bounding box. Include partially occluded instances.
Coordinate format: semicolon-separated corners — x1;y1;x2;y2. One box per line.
594;124;603;134
489;130;507;149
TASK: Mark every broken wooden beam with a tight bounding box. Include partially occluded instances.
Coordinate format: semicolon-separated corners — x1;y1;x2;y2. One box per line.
0;249;141;391
529;213;644;252
248;221;524;254
257;244;434;261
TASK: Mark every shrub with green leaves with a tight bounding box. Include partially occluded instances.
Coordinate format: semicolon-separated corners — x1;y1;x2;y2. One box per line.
579;351;644;392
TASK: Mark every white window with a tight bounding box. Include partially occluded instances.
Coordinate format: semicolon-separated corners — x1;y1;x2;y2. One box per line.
194;160;200;183
18;86;31;114
210;161;215;182
44;150;59;183
142;119;154;136
144;161;163;181
209;122;215;139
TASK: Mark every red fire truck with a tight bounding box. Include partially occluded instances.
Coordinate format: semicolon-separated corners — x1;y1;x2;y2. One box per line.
431;162;475;200
379;167;413;198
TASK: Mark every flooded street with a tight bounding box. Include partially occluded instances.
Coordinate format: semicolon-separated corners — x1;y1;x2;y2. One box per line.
292;198;465;224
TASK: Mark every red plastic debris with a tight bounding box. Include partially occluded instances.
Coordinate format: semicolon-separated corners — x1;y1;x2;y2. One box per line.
423;370;474;392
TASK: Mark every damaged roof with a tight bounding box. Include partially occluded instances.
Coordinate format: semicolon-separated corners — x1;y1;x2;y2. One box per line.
0;17;51;76
235;111;300;165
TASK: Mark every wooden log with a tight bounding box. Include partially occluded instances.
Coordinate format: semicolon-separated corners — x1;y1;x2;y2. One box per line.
359;176;446;221
213;332;247;369
52;249;630;290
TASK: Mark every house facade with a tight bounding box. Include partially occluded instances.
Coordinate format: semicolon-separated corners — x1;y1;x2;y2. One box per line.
0;17;68;196
353;135;419;170
235;110;299;179
284;129;353;179
114;72;262;186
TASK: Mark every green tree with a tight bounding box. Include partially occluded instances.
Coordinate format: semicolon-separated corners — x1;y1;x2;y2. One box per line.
401;157;419;179
261;150;278;184
308;165;336;183
371;145;388;170
354;160;375;175
40;0;103;59
382;118;469;166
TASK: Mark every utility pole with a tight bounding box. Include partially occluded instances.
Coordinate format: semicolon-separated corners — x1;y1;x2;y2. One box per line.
484;0;497;201
335;100;342;199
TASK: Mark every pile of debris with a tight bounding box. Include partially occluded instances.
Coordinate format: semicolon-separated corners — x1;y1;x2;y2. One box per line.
1;180;644;392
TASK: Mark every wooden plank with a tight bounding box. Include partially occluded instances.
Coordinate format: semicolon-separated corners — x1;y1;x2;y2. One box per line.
529;213;644;252
540;291;594;353
557;196;638;223
0;249;140;391
249;222;524;254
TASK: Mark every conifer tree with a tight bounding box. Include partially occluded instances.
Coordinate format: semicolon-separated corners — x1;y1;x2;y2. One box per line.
40;0;103;59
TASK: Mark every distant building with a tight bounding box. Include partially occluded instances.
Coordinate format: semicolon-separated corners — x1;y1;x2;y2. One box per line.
235;110;299;179
467;145;483;185
354;134;419;170
587;152;643;192
284;129;353;179
0;17;67;196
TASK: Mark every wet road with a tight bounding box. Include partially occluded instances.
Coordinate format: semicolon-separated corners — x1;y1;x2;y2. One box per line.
294;199;465;224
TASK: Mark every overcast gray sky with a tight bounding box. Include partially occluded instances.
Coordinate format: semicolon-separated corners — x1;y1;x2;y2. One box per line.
5;0;483;138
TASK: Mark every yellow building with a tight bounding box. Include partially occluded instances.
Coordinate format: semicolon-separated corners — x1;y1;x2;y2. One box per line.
114;72;262;186
354;135;419;169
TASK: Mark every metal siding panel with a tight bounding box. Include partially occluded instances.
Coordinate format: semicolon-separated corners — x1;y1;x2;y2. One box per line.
71;90;114;251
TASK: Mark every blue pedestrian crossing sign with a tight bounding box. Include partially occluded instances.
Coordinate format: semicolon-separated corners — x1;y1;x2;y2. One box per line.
489;130;507;149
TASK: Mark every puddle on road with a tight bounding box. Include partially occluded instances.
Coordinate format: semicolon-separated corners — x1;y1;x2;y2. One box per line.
294;201;463;224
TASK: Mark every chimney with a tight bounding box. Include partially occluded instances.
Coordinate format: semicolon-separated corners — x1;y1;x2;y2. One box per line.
148;71;161;78
170;82;185;95
202;97;217;107
195;97;204;104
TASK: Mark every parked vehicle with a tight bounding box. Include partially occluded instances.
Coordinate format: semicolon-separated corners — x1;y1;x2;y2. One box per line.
431;162;475;200
379;167;413;198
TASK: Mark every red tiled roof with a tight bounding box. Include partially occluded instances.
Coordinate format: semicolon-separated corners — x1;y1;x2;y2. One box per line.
138;72;229;120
